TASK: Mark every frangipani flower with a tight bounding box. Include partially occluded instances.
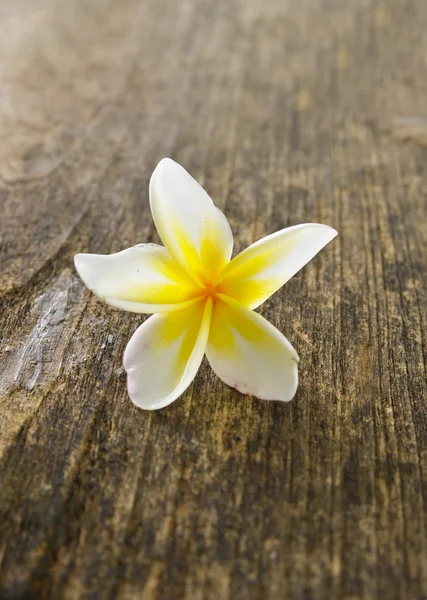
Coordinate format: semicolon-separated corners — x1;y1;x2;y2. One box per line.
74;158;337;410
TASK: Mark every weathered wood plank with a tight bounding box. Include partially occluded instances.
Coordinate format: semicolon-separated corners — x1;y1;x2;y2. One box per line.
1;0;427;598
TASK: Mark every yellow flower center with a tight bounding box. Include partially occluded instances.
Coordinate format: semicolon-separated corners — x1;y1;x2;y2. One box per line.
202;282;219;299
204;283;217;296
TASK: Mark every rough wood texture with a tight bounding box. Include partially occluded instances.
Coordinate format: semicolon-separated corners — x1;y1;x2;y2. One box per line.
1;0;427;598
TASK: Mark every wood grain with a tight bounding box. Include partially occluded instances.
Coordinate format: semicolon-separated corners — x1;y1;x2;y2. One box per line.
1;0;427;598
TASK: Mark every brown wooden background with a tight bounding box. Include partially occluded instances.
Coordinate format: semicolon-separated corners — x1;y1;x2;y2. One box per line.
1;0;427;598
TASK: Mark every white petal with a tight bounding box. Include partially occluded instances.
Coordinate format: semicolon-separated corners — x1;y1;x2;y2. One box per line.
206;296;299;402
124;298;212;410
216;224;337;308
74;244;199;314
149;158;233;281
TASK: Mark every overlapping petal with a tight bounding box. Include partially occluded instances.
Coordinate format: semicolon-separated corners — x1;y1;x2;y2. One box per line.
216;224;337;309
206;295;299;402
124;298;212;409
74;244;200;314
150;158;233;283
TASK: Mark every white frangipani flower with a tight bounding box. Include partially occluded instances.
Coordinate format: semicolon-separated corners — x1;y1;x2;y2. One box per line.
75;158;337;410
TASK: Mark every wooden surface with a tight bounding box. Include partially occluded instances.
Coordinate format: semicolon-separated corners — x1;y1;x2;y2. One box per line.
1;0;427;598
